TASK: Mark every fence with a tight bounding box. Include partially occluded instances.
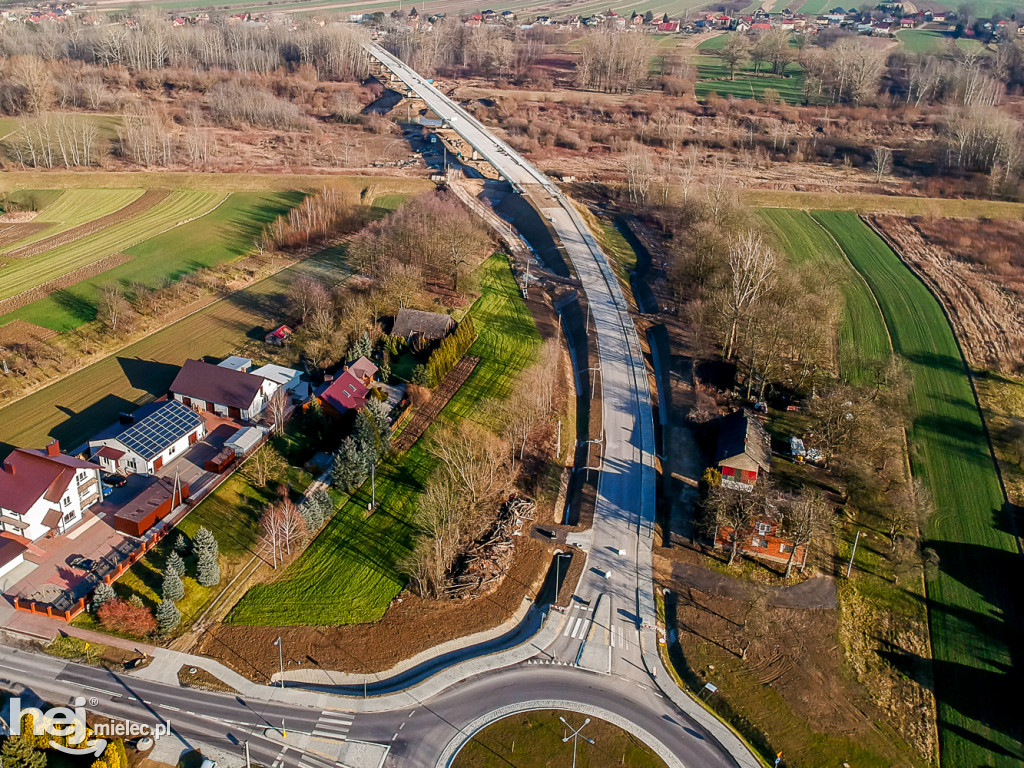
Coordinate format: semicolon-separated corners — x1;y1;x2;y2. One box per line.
10;523;173;623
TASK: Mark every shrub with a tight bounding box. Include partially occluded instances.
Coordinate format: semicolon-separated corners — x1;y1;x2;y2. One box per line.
426;315;476;387
92;581;115;609
97;600;156;637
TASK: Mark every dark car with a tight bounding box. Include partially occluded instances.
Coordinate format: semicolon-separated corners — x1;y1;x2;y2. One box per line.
68;556;95;572
102;473;128;488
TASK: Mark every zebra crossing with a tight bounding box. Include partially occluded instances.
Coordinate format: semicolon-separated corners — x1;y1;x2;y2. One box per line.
310;709;353;744
561;603;593;640
610;623;632;651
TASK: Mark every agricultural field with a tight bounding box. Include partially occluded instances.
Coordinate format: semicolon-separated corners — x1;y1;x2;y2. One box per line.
811;211;1021;768
226;253;541;626
758;208;890;382
0;187;304;332
0;243;351;456
897;29;988;54
695;57;806;104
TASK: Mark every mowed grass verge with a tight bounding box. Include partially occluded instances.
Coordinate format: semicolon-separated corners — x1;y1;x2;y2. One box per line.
0;245;352;455
811;211;1022;767
695;54;805;104
5;191;304;332
758;208;891;382
226;254;541;626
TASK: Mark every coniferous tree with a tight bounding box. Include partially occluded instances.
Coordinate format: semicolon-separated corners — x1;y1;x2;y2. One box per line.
1;734;46;768
166;550;186;577
156;599;181;632
162;570;184;602
92;581;115;609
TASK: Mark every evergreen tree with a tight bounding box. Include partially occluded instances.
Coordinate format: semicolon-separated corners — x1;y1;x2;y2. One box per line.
1;734;46;768
299;495;325;532
166;550;186;577
156;599;181;632
194;527;220;587
197;551;220;587
331;437;368;492
173;533;190;554
128;594;145;609
349;331;373;362
162;570;184;602
411;364;430;386
92;581;115;610
644;9;654;22
378;359;391;383
193;527;217;560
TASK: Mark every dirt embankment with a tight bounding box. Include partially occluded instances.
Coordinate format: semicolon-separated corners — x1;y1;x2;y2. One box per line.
197;534;555;681
869;214;1024;375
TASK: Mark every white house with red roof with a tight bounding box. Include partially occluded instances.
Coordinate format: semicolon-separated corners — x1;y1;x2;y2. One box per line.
0;441;102;542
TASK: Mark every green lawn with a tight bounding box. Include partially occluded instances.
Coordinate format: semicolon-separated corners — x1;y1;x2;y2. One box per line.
696;32;728;50
811;212;1021;768
0;245;351;455
696;56;805;104
226;253;541;625
453;710;668;768
758;209;891;383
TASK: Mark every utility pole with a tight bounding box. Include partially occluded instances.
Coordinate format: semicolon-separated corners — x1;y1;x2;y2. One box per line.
846;530;861;579
556;419;561;459
273;637;284;689
559;716;594;768
244;741;250;768
371;463;376;510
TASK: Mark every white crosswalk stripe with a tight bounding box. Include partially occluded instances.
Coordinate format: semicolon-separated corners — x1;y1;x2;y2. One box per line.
309;710;353;743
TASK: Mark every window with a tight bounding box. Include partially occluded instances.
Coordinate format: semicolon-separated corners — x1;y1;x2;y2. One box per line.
756;522;770;536
63;511;75;523
721;466;735;477
168;444;176;456
750;537;765;548
63;496;72;507
780;543;793;554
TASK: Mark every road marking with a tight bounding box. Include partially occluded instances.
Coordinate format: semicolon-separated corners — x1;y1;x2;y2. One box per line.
161;705;181;712
309;710;351;744
571;617;584;639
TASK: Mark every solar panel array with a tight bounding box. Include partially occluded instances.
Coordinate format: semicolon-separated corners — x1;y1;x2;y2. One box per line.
117;400;203;460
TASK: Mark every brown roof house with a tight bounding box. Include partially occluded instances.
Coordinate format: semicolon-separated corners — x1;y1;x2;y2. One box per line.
170;359;281;422
0;441;102;542
392;309;455;348
345;356;378;386
715;410;771;492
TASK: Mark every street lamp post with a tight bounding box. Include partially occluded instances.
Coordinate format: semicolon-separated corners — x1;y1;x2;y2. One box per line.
273;637;284;689
559;716;594;768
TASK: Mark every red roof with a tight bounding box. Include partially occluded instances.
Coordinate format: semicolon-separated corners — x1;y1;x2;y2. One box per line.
267;325;293;340
346;356;378;383
0;448;97;516
320;371;369;414
96;446;125;461
0;532;27;568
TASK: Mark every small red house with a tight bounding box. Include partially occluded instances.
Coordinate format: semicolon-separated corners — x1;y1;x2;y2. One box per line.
715;410;771;492
319;371;370;417
714;510;806;565
265;325;293;347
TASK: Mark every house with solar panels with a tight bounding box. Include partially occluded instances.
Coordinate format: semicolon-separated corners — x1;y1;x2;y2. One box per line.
88;399;207;476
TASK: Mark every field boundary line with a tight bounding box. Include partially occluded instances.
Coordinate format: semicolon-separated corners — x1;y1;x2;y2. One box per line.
0;252;301;414
860;214;1022;558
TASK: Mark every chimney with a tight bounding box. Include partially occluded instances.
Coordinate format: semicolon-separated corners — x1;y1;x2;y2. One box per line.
46;440;60;457
3;462;14;475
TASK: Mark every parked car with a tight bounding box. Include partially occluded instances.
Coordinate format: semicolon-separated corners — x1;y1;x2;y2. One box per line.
102;473;128;488
68;556;95;572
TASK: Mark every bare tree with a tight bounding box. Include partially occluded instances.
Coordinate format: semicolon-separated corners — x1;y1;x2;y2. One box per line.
242;444;284;488
717;230;777;360
717;33;750;81
624;141;655;206
266;387;289;435
782;490;830;577
97;284;135;335
871;147;893;183
259;496;307;568
702;482;773;566
429;421;511;511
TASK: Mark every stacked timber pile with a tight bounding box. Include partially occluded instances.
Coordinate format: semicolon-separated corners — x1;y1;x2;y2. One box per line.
449;497;535;598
